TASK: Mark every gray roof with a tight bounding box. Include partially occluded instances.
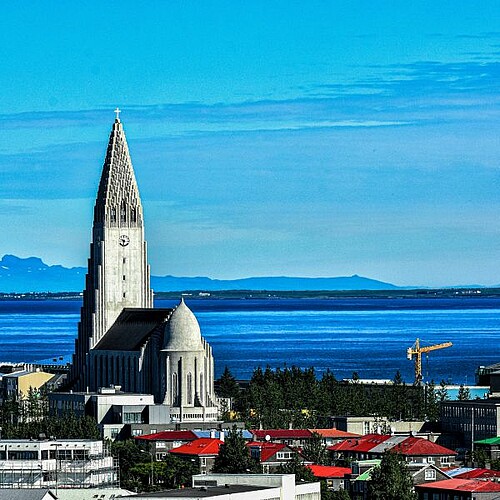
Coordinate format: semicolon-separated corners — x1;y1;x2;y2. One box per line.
129;485;269;498
370;435;407;454
93;308;172;351
0;490;57;500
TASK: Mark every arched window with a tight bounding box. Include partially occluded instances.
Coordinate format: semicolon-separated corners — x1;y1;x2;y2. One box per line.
199;373;204;404
187;373;193;405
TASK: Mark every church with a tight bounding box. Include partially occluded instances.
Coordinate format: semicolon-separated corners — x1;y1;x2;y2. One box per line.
69;111;219;424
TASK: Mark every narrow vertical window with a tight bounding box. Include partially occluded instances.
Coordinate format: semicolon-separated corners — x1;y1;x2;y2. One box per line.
187;373;193;405
172;373;178;405
110;207;117;223
120;201;127;223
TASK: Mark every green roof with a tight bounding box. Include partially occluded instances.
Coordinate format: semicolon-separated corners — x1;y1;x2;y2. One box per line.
354;460;381;482
475;436;500;445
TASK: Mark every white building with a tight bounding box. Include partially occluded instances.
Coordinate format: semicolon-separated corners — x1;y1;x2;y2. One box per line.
126;473;321;499
68;113;219;424
0;439;117;489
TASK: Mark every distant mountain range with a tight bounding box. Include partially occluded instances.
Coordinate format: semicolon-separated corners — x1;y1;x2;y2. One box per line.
0;254;400;293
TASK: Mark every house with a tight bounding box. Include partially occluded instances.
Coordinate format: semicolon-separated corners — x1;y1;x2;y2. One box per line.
251;429;313;447
345;459;450;500
247;441;309;472
329;434;457;467
135;430;199;459
308;464;351;491
2;369;55;400
309;428;360;446
329;415;427;436
346;459;381;500
474;436;500;462
415;478;500;499
446;467;500;480
136;429;252;461
169;438;223;474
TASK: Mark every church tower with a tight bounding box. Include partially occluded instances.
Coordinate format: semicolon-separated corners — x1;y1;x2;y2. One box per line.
71;111;153;388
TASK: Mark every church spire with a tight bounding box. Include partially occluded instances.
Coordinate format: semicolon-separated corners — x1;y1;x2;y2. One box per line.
94;115;143;229
70;112;153;390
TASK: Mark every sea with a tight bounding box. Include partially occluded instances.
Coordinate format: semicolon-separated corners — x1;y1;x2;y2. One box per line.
0;297;499;384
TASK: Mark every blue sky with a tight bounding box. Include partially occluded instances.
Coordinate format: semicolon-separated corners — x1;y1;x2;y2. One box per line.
0;1;499;286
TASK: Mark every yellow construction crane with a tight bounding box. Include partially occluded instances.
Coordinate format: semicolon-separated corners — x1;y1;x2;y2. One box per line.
407;338;453;385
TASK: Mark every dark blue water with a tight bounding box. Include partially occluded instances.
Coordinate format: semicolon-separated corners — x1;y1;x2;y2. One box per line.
0;297;499;384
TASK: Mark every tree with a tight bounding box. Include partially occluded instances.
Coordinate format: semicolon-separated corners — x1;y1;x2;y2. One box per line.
110;439;145;486
368;452;417;500
321;480;351;499
458;384;471;401
128;454;199;492
425;380;440;422
213;426;260;474
216;366;241;399
436;380;449;402
277;453;315;482
303;432;329;465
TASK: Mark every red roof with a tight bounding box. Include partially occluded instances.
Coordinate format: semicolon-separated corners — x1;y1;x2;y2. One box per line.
454;468;500;479
416;478;500;492
309;429;361;439
308;465;351;478
246;441;287;462
135;430;198;442
252;429;313;440
169;438;223;457
392;437;456;456
329;434;456;457
328;434;391;453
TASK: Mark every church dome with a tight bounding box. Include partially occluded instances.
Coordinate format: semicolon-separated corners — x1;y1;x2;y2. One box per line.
162;298;204;351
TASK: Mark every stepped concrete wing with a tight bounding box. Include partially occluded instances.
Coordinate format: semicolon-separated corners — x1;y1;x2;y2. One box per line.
162;298;203;351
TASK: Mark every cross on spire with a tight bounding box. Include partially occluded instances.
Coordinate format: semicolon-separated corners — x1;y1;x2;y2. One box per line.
114;108;121;121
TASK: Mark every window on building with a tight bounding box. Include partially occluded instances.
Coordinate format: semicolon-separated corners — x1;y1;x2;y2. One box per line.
424;469;436;480
172;373;178;405
187;373;193;405
200;457;207;466
120;201;127;223
132;429;143;436
124;412;143;424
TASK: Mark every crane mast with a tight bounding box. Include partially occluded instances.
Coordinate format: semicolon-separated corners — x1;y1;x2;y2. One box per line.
407;338;453;385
